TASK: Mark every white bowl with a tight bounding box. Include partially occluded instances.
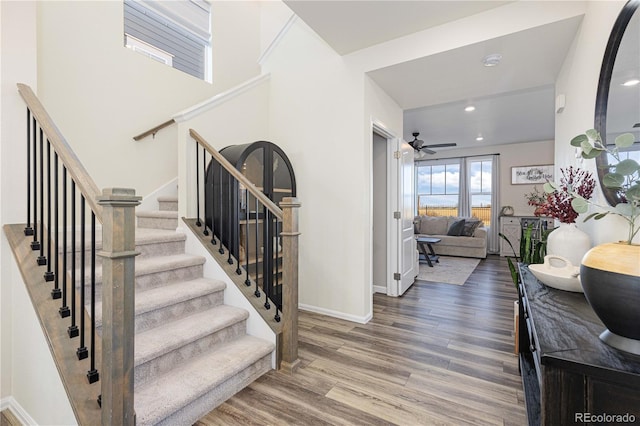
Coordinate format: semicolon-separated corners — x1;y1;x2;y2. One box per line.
528;255;583;293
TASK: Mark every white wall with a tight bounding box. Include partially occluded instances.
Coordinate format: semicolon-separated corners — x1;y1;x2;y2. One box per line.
555;0;634;245
426;140;555;217
37;1;262;200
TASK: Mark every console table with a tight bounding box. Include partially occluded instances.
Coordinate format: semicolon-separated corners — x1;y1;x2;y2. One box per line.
517;264;640;425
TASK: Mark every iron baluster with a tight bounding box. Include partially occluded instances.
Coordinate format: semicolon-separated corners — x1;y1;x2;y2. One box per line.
44;139;54;281
37;128;46;265
195;141;201;227
227;177;233;265
59;167;70;318
254;195;260;298
52;153;61;299
31;117;39;250
77;197;88;360
87;212;99;384
209;153;216;245
68;181;78;338
244;190;251;286
263;210;271;310
218;165;224;255
203;146;209;236
24;108;33;236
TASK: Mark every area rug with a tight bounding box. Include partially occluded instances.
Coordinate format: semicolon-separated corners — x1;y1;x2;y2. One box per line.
416;256;481;285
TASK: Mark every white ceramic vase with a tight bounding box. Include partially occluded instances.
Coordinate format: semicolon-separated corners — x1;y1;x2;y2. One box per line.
546;223;592;267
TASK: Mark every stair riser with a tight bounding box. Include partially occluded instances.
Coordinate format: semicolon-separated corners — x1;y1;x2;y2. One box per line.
146;353;272;426
133;290;225;333
134;320;248;389
158;201;178;212
137;217;178;230
59;239;186;265
77;264;204;302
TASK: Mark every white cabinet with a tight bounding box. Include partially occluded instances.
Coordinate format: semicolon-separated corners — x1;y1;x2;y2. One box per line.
500;216;554;257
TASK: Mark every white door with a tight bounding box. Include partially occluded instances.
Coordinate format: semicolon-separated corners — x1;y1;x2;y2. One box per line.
390;139;416;296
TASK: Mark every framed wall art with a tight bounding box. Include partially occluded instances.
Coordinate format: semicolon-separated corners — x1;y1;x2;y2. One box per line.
511;165;554;185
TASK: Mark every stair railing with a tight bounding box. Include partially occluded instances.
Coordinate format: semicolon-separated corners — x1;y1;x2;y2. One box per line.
189;129;300;373
17;83;137;424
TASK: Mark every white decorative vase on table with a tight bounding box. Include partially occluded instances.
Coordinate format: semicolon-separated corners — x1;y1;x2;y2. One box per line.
546;223;591;267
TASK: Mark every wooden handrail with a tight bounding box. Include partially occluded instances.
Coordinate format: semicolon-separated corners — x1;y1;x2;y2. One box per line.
17;83;103;221
189;128;283;219
133;119;176;141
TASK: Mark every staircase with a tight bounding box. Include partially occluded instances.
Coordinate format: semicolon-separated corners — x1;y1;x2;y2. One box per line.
90;196;275;425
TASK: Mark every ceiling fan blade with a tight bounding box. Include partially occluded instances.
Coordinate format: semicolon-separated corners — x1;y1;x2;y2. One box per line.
424;143;457;148
421;148;436;155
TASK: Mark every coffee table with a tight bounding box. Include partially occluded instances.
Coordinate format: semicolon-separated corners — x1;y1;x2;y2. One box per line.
416;236;441;267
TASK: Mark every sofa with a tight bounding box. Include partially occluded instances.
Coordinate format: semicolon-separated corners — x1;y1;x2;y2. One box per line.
414;215;487;259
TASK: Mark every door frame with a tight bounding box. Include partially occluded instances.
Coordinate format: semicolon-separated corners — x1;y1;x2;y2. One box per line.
370;120;397;297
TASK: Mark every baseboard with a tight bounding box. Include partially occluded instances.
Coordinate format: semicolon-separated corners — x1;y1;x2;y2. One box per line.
298;303;372;324
138;177;178;212
373;285;386;294
0;396;38;426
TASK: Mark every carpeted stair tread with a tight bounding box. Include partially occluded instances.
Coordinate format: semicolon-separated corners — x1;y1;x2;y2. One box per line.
135;335;274;426
92;277;226;327
59;227;184;253
136;210;179;219
134;305;249;367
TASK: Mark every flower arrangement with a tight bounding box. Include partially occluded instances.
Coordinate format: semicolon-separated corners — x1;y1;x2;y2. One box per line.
527;166;596;224
545;130;640;244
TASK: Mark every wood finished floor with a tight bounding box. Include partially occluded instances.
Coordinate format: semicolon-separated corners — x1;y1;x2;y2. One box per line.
198;255;527;426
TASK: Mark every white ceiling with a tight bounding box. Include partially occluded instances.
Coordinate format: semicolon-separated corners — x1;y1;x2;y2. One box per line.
284;0;585;152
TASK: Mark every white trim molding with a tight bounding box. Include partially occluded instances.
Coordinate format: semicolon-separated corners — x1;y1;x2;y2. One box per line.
258;13;298;66
0;397;38;426
299;304;373;324
172;73;270;123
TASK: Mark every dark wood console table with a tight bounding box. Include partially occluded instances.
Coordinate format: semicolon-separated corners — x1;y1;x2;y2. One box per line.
517;264;640;425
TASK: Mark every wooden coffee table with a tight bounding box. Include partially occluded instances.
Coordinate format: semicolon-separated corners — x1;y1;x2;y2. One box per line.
416;236;441;267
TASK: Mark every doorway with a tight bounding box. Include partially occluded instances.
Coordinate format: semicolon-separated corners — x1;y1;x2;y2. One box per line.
372;131;388;295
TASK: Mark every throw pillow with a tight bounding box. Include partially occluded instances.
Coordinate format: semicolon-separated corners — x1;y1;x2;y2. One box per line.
447;219;465;236
419;216;448;235
462;219;482;237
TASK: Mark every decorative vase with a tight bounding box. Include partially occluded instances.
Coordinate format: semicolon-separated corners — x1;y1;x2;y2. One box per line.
547;223;591;267
581;243;640;355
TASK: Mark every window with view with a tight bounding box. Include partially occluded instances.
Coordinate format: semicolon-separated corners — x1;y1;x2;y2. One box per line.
416;161;460;218
469;159;493;227
124;0;212;82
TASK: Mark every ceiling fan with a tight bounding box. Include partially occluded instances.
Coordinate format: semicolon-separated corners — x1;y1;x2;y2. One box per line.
408;132;456;154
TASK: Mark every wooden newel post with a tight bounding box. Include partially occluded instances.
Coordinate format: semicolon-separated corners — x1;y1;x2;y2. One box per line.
97;188;141;426
280;197;301;374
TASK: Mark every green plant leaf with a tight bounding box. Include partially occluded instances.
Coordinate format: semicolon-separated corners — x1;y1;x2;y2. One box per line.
626;184;640;200
583;212;599;221
614;133;636;148
585;129;599;140
571;134;588;147
571;197;589;213
603;172;625;188
615;203;634;216
506;257;518;287
543;182;557;193
595;212;609;220
615;159;640;176
582;146;606;159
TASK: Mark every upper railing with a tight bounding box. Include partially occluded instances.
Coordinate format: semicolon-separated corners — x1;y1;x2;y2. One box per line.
189;128;300;373
16;84;137;424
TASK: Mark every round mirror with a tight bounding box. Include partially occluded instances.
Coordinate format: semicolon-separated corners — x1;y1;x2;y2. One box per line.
594;0;640;206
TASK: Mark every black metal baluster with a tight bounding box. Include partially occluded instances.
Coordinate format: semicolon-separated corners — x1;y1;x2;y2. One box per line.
227;177;234;266
274;218;281;322
210;160;217;246
37;128;46;264
52;153;61;299
87;212;99;384
24;108;33;236
59;167;70;318
68;181;78;338
44;140;54;281
31;117;39;250
218;165;224;255
263;209;271;310
244;190;251;286
202;146;209;236
254;196;260;298
195;142;201;227
235;184;242;275
77;197;88;360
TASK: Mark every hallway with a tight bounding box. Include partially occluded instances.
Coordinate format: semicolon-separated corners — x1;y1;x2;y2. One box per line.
198;255;527;425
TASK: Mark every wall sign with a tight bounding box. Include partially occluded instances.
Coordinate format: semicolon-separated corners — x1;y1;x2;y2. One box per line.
511;165;554;185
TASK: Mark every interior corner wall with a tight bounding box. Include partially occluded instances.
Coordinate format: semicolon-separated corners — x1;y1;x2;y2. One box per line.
555;0;631;245
37;0;261;200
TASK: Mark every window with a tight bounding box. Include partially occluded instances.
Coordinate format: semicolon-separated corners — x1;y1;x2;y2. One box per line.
124;0;212;81
469;159;493;226
416;161;460;217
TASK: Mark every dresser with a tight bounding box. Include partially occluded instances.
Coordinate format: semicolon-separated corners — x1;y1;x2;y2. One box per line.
499;216;554;257
517;264;640;425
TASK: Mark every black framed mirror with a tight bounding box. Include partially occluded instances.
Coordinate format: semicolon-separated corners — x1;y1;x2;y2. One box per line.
594;0;640;206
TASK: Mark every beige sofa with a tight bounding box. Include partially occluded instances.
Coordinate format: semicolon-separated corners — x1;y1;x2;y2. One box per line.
414;215;487;259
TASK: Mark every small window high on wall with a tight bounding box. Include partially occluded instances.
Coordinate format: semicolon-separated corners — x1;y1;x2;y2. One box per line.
124;0;212;82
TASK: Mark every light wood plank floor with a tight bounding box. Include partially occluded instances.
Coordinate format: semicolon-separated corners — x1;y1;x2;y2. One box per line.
197;255;526;425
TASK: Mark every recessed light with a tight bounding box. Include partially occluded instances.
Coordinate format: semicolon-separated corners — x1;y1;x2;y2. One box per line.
465;105;476;112
482;53;502;67
476;135;484;142
622;79;640;87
